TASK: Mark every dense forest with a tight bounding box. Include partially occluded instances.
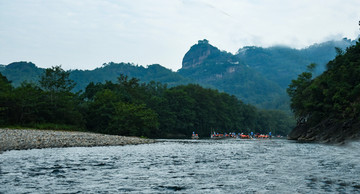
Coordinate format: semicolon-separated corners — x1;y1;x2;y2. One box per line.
1;38;355;139
0;38;354;112
287;39;360;143
0;66;294;138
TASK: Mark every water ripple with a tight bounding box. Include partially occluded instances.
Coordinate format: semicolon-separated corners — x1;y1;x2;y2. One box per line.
1;139;360;193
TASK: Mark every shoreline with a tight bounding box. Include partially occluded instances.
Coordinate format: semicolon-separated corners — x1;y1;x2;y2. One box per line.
287;118;360;145
0;128;155;153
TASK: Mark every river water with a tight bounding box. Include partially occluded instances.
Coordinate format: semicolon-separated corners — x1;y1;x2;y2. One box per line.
1;139;360;193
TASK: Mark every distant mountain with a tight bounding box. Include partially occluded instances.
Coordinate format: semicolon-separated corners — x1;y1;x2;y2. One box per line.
178;39;285;109
236;38;356;89
70;62;192;91
1;38;356;111
0;61;44;86
0;61;192;91
178;38;356;109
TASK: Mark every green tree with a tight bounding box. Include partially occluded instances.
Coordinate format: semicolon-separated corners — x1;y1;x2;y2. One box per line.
38;66;83;127
287;71;313;123
111;102;159;137
165;87;196;136
287;39;360;140
12;82;44;125
40;65;75;93
85;89;119;133
0;73;13;125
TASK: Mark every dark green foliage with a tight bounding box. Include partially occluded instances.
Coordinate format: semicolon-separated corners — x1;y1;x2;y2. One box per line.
0;67;294;137
40;65;75;93
0;72;12;91
82;77;160;137
0;67;84;129
38;66;82;126
147;83;293;137
0;72;13;125
287;71;313;121
85;89;119;133
288;39;360;127
111;102;159;137
11;82;44;124
2;38;354;112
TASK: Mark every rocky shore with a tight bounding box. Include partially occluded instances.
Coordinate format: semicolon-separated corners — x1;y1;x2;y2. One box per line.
288;118;360;144
0;128;155;152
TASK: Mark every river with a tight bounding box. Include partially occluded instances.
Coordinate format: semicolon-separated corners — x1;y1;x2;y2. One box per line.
1;139;360;193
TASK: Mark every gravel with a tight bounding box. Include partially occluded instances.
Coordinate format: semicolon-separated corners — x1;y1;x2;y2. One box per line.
0;128;155;152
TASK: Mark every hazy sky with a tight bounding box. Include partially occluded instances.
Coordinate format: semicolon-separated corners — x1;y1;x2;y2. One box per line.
1;0;359;71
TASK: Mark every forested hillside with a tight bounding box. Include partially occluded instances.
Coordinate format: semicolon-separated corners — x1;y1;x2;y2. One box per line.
178;40;285;109
0;62;192;92
0;38;355;111
0;62;43;86
179;38;356;110
70;62;193;91
0;67;294;138
236;38;356;89
287;39;360;143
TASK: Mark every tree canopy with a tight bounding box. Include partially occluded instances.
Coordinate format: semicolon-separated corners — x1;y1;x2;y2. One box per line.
0;66;294;137
287;39;360;127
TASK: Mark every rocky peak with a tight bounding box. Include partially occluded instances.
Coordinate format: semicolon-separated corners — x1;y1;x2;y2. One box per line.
181;39;221;69
7;61;37;70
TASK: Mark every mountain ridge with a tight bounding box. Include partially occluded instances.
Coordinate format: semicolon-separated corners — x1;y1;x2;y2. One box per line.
177;38;356;109
1;38;356;110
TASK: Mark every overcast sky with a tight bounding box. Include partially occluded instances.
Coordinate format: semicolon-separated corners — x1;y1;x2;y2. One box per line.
1;0;359;71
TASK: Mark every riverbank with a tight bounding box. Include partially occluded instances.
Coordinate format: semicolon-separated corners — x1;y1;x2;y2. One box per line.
288;118;360;144
0;128;155;152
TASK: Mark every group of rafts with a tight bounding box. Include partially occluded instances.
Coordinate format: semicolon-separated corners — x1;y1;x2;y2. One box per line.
191;132;272;139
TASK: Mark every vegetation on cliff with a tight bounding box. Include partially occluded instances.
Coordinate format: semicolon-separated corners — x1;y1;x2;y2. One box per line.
287;39;360;142
179;40;286;110
179;38;355;110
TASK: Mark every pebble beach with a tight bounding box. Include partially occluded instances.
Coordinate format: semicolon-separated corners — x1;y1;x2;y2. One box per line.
0;128;155;153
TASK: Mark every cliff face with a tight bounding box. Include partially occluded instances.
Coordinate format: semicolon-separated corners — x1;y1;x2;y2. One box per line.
178;40;286;109
181;39;221;69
